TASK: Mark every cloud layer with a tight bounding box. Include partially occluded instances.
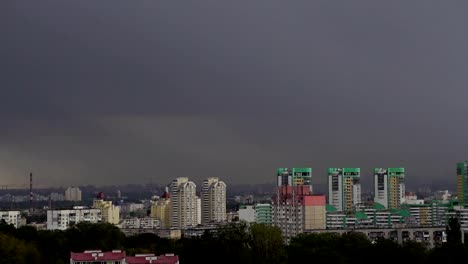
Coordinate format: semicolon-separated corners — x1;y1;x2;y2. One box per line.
1;1;467;188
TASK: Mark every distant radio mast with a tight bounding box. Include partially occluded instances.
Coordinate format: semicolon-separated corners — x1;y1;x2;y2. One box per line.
29;172;33;214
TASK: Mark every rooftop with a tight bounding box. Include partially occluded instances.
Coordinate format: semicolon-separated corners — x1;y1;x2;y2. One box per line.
71;250;125;261
127;254;179;264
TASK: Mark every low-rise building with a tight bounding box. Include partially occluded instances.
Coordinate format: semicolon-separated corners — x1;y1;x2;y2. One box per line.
238;205;255;223
238;203;273;225
70;251;179;264
120;203;145;213
127;254;179;264
70;250;126;264
47;207;101;230
121;218;160;229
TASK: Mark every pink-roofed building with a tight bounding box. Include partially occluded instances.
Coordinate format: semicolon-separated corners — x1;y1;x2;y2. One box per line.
70;250;126;264
70;251;179;264
127;254;179;264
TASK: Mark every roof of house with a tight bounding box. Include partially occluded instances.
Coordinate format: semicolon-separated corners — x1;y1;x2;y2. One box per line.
70;250;126;261
127;254;179;264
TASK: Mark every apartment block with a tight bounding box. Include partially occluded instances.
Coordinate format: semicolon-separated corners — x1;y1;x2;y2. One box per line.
65;187;82;202
238;203;272;225
0;211;22;228
170;177;198;229
255;203;273;225
201;177;227;224
93;200;120;225
328;168;361;211
374;168;405;209
273;168;325;240
121;218;160;229
47;207;101;230
151;202;171;229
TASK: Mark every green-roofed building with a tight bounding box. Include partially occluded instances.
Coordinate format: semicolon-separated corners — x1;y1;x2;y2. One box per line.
276;167;312;187
374;168;405;209
328;168;361;211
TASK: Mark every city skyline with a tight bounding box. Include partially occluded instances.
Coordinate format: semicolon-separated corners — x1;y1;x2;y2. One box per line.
0;164;464;190
2;1;468;186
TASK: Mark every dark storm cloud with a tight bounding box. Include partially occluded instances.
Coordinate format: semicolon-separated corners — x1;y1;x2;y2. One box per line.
1;1;467;188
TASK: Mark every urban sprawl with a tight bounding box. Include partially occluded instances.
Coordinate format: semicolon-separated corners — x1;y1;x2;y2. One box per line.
2;162;468;252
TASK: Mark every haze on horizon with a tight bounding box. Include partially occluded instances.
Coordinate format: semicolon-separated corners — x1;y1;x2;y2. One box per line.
1;0;467;188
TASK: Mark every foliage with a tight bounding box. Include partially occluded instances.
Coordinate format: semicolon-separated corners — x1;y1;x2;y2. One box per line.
446;216;462;244
1;220;468;264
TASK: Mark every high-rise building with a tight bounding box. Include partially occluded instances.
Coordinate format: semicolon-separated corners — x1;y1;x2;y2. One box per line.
150;188;171;228
170;177;198;229
457;162;468;205
93;199;120;225
277;168;312;189
273;168;325;241
328;168;361;211
374;168;405;209
201;177;227;224
64;187;82;201
197;197;202;225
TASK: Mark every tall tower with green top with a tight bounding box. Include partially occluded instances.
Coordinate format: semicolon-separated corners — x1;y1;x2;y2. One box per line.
457;162;468;205
328;168;361;211
276;168;312;187
374;168;405;209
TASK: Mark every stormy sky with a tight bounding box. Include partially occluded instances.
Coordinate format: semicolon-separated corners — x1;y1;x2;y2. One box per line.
1;1;467;189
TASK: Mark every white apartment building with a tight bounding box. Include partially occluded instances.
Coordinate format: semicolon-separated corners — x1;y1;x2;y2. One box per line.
170;178;198;229
121;218;160;229
201;178;227;224
328;168;361;212
65;187;82;201
374;168;405;209
0;211;22;228
120;203;145;213
47;207;101;230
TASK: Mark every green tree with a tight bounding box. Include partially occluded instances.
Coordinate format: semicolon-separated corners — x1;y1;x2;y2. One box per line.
0;233;40;264
249;224;286;264
446;216;462;244
287;233;344;264
65;222;125;252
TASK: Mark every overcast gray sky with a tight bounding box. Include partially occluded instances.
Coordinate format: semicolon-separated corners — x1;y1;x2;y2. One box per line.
1;1;467;188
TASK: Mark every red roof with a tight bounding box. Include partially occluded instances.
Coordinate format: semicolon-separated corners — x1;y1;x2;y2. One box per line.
71;251;126;262
161;191;170;199
127;254;179;264
71;251;178;264
304;195;326;206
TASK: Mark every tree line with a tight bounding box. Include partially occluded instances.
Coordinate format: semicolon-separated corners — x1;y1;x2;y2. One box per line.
1;219;468;264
